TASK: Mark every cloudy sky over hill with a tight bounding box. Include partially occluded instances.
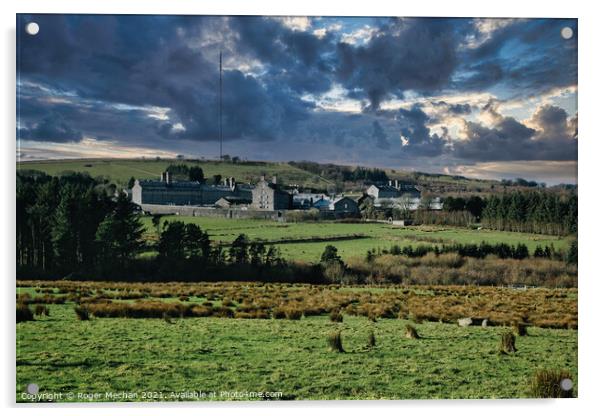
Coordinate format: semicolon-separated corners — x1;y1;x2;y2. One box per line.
17;15;577;184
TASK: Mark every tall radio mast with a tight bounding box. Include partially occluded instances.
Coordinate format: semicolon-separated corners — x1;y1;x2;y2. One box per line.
219;50;223;161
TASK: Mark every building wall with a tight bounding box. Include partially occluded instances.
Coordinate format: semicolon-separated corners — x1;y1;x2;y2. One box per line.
251;181;274;210
332;198;359;214
367;184;420;199
366;185;380;199
133;180;252;206
273;191;292;210
400;190;421;199
141;188;204;205
139;204;285;220
132;181;142;205
251;180;291;210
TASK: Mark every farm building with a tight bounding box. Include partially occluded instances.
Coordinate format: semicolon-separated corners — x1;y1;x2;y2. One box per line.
329;196;360;216
373;196;421;210
312;197;332;211
214;196;252;209
292;192;329;209
366;181;421;199
131;172;252;206
369;195;442;210
250;176;292;210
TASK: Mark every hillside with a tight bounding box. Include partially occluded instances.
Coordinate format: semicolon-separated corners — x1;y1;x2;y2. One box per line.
17;157;561;195
16;158;333;188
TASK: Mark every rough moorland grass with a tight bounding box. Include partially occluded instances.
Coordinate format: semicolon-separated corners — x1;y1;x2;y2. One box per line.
367;330;376;348
329;310;343;323
16;302;577;401
17;281;578;329
530;369;574;398
327;330;344;352
405;324;420;339
500;331;517;354
16;304;34;323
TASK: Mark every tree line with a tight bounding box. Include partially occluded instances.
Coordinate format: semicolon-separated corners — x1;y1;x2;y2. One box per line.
18;171;144;277
481;190;577;236
289;161;389;183
366;241;577;264
360;191;577;236
17;171;292;281
156;222;284;268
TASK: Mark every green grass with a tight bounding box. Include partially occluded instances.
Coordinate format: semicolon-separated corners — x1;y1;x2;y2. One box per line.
17;158;332;188
16;301;577;401
142;216;571;262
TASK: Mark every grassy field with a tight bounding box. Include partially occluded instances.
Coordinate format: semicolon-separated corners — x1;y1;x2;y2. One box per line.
17;158;333;188
141;216;571;262
16;283;577;401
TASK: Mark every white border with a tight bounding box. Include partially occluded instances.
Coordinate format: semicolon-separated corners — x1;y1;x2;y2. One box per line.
3;1;600;415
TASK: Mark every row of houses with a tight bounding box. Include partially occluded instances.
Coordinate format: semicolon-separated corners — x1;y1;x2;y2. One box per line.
131;171;253;206
132;174;345;213
131;172;434;216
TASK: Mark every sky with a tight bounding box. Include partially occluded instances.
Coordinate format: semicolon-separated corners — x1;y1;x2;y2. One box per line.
16;15;578;184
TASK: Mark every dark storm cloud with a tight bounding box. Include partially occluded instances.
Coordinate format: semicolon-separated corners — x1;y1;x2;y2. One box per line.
432;101;472;115
18;114;83;143
371;120;390;150
17;83;168;145
229;16;335;95
159;69;315;142
396;105;447;157
457;19;577;96
17;14;577;170
17;14;316;147
453;103;577;162
336;18;463;110
531;104;577;140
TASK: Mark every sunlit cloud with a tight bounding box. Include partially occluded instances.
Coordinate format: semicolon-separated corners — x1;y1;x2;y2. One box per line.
18;138;179;161
340;25;378;45
444;160;577;185
273;16;312;32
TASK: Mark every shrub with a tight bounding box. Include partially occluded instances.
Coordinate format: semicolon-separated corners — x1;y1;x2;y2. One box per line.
285;308;303;320
328;330;344;352
74;306;90;321
272;307;286;319
405;324;420;339
212;306;234;318
16;303;34;323
513;321;528;336
234;310;270;319
34;305;49;316
407;312;424;324
323;262;346;284
163;312;173;323
500;331;516;354
222;297;235;307
17;293;32;304
329;310;343;323
321;245;342;264
190;305;213;317
530;369;574;398
367;330;376;348
85;300;187;319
